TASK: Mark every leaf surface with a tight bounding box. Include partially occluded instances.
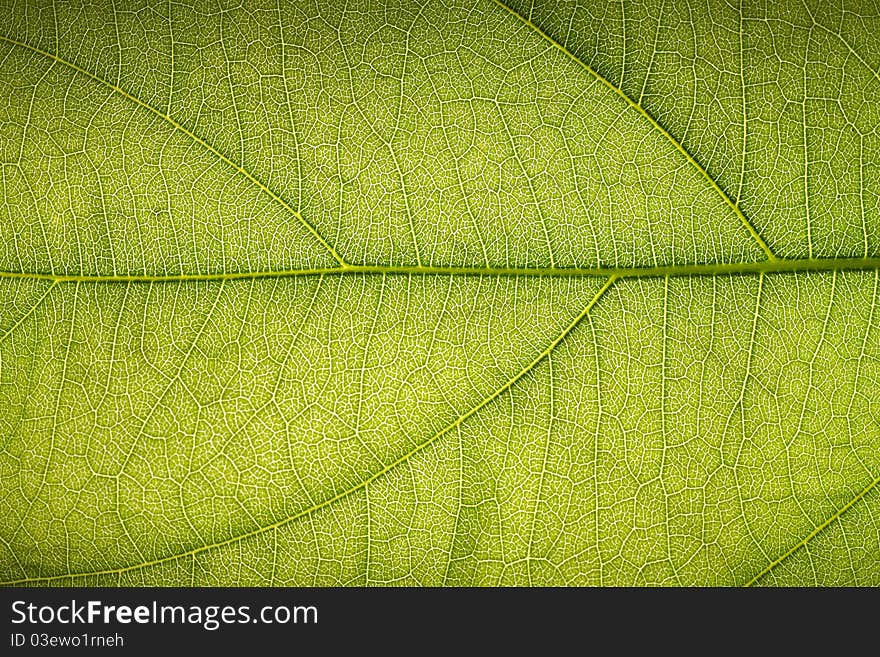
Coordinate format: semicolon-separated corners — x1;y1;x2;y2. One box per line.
0;0;878;586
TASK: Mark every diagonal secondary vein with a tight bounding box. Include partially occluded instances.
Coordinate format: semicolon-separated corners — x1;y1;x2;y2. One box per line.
0;35;347;268
745;473;880;586
0;275;618;585
490;0;779;262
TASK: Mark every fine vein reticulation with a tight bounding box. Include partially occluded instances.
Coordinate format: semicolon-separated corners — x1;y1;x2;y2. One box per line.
0;0;878;587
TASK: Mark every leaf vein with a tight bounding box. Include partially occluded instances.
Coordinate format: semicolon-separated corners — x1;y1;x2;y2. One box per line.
0;34;346;267
0;258;877;284
0;276;617;585
745;473;880;586
489;0;778;261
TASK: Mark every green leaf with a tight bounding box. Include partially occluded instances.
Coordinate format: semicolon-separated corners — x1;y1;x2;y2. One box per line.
0;0;877;586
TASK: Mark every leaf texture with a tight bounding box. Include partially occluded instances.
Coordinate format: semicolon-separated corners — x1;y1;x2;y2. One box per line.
0;0;878;586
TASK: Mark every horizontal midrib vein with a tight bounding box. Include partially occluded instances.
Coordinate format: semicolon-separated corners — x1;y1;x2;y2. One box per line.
0;258;878;283
0;276;617;586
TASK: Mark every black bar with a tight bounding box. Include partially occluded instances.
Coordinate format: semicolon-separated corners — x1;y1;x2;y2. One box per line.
0;587;872;653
